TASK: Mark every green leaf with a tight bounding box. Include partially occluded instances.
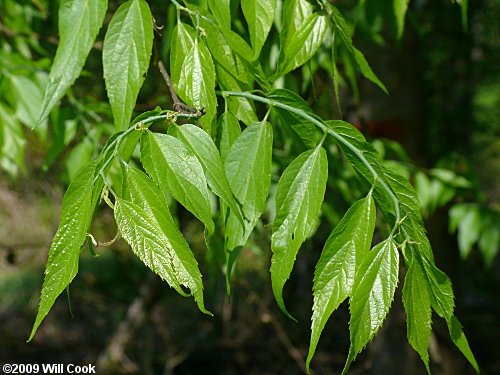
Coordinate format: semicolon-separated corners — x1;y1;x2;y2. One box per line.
36;0;107;127
103;0;153;131
170;23;196;84
171;23;217;135
271;145;328;319
403;253;432;373
448;315;479;373
141;132;214;234
207;0;231;28
456;0;468;30
241;0;277;57
273;12;328;79
307;195;376;371
170;124;244;228
412;247;478;372
417;251;455;320
224;121;273;250
268;89;320;149
394;0;410;39
29;160;100;341
281;0;315;44
217;26;271;90
343;239;399;374
216;112;242;162
330;6;388;93
115;166;211;315
195;14;257;125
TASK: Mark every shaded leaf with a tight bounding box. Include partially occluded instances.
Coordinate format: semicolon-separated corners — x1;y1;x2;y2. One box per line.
216;112;242;161
224;121;273;250
268;89;320;149
403;253;432;373
330;5;387;93
448;315;479;373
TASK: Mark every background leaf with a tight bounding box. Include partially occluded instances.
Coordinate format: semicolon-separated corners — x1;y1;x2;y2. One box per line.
394;0;410;39
330;5;388;93
103;0;153;130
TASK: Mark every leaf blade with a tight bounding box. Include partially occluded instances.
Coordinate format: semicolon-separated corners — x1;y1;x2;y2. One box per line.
103;0;153;130
29;160;100;341
141;132;214;234
171;124;245;228
241;0;277;57
116;166;211;314
307;195;376;370
270;145;328;319
343;239;399;374
36;0;108;127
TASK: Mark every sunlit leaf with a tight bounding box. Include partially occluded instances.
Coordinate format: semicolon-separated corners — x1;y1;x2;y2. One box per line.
307;195;376;371
241;0;277;57
271;145;328;318
170;124;244;228
103;0;153;130
343;239;399;374
116;166;211;314
141;132;214;234
29;160;100;341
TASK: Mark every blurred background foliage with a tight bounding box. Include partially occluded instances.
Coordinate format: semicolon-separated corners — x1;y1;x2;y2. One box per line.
0;0;498;374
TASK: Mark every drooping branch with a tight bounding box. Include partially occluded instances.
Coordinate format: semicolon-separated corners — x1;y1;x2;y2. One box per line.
219;90;402;227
